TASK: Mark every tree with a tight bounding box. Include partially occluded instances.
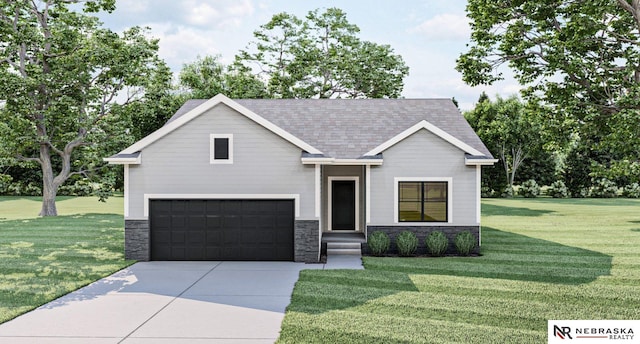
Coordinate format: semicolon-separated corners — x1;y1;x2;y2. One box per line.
236;8;409;99
464;95;550;192
179;55;268;99
457;0;640;160
0;0;165;216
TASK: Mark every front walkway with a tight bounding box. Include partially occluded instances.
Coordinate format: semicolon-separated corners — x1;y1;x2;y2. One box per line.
0;258;363;343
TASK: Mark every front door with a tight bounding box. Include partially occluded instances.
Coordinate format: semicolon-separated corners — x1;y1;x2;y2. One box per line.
331;179;357;230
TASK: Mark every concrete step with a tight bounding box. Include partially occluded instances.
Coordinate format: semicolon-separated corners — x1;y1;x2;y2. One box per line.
327;242;362;256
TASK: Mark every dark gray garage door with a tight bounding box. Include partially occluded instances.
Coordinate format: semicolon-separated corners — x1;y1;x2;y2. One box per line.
149;199;294;261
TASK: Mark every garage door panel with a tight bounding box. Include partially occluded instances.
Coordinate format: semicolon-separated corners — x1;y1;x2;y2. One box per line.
149;199;294;261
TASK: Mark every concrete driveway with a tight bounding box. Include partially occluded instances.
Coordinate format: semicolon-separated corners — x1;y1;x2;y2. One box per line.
0;258;362;344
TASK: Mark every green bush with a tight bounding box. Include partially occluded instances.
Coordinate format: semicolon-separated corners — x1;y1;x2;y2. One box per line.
8;182;42;196
622;183;640;198
518;179;540;198
367;231;390;256
425;231;448;257
591;178;619;198
0;174;13;195
547;180;569;198
395;231;418;256
454;231;476;256
58;179;94;196
481;186;495;198
501;185;514;198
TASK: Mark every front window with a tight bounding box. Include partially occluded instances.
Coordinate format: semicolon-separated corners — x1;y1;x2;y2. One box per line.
398;181;448;222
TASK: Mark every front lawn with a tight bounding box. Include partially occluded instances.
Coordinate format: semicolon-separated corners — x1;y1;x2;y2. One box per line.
0;196;131;323
278;198;640;343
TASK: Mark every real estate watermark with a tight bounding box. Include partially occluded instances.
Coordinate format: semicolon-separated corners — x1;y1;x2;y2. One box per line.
549;320;640;343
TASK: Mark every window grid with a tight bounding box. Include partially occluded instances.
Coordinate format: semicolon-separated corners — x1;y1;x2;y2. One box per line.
398;181;448;222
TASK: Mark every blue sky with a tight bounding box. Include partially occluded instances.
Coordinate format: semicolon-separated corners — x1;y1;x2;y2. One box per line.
97;0;518;110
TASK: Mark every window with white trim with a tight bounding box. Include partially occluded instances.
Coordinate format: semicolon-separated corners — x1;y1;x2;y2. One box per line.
398;181;449;222
210;134;233;164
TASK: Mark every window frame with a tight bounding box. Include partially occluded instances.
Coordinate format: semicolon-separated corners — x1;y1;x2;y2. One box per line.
394;177;452;224
210;134;233;164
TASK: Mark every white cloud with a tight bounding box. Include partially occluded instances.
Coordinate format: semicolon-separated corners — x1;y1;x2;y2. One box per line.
183;0;255;29
144;23;222;69
410;13;470;41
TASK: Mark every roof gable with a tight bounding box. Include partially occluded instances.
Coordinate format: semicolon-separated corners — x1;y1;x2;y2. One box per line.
364;120;484;156
120;94;322;155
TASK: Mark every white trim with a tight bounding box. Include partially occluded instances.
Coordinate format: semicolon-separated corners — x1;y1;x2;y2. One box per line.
103;154;141;165
301;157;383;165
476;165;481;225
393;177;453;224
124;164;130;218
327;177;360;231
315;164;321;218
364;120;485;157
365;165;371;224
465;157;498;166
120;94;322;155
142;193;301;218
477;165;482;246
210;134;234;164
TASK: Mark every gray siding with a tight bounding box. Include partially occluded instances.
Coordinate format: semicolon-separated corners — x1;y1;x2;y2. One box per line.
127;103;316;219
369;129;479;226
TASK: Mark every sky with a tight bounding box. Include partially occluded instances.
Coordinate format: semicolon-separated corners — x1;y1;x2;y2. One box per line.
96;0;520;110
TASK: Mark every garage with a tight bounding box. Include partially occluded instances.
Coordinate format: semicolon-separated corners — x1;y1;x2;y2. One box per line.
149;199;294;261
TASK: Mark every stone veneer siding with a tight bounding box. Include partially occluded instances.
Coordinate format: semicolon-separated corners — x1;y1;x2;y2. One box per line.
364;226;480;255
294;220;320;263
124;220;150;261
124;219;319;263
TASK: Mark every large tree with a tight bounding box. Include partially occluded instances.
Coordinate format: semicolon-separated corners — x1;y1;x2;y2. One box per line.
457;0;640;159
179;55;268;99
236;8;409;99
464;95;551;192
0;0;165;216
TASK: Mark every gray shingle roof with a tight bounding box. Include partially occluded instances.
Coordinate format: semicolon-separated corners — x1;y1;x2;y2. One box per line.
168;98;492;159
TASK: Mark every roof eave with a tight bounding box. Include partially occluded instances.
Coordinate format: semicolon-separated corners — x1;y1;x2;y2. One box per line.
465;156;498;166
103;152;141;165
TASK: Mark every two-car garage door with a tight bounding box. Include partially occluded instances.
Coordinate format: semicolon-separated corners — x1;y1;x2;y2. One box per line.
149;199;294;261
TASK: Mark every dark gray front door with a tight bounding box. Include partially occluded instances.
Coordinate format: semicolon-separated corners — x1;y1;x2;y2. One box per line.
331;180;356;230
149;199;294;261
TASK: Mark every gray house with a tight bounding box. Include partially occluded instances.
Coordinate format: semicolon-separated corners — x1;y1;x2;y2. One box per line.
105;94;496;262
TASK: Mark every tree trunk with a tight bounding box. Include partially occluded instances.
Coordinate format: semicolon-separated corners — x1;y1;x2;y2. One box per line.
39;144;58;216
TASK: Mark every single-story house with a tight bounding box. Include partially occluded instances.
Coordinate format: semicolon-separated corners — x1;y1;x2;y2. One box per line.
105;94;496;262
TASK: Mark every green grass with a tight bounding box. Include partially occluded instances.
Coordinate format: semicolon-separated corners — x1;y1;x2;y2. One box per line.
0;196;131;323
278;198;640;344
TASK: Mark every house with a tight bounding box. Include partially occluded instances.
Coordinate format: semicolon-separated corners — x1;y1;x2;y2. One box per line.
105;94;496;262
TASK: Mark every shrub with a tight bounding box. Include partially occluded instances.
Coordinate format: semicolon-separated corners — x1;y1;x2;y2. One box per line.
501;185;514;198
481;186;494;198
547;180;569;198
518;179;540;198
590;178;619;198
425;231;448;257
367;231;390;256
8;182;42;196
58;179;94;196
0;174;13;195
622;183;640;198
395;231;418;256
454;231;476;256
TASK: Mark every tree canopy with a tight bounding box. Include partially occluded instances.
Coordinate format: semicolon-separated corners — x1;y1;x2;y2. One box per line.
236;8;409;99
457;0;640;159
464;94;553;193
179;55;268;99
0;0;165;215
